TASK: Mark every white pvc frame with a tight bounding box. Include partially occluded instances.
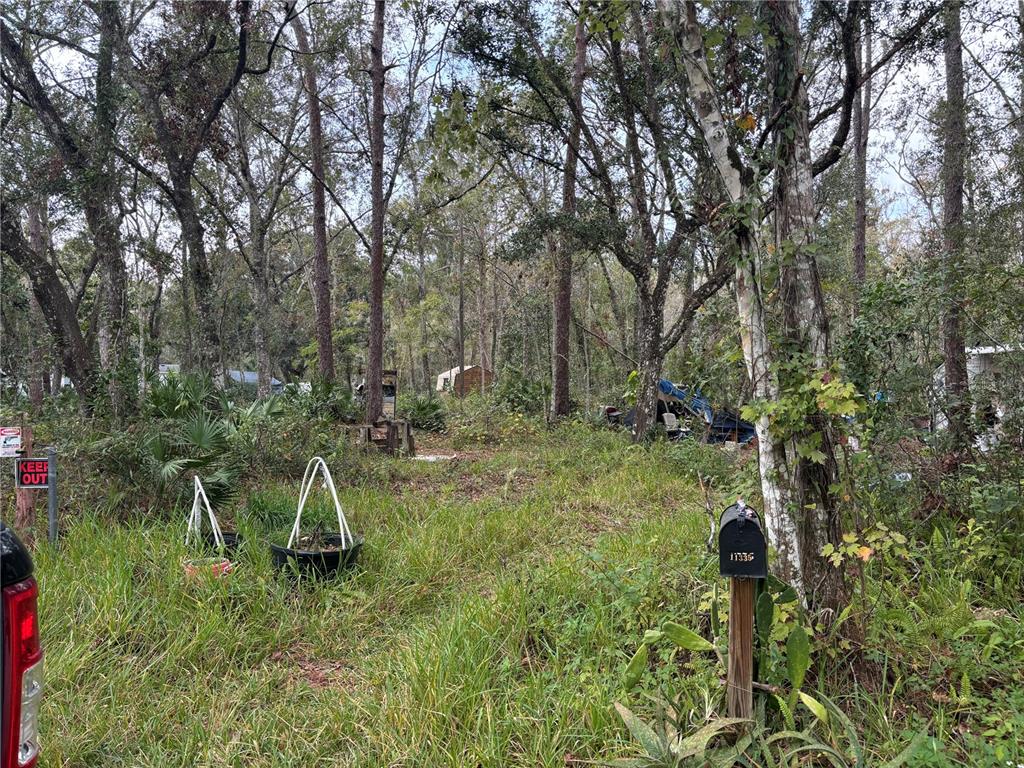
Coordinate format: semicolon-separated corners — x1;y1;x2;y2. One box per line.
287;456;353;550
186;475;225;550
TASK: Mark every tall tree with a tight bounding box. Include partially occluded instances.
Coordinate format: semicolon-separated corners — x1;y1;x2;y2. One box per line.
852;10;872;293
667;0;801;585
115;1;290;374
211;83;302;397
1;201;96;400
667;0;936;598
291;9;335;382
460;3;733;440
26;203;47;407
941;0;970;452
551;17;586;419
2;6;129;416
767;0;844;607
365;0;387;422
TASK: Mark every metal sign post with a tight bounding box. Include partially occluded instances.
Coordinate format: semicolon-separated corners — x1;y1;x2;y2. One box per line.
47;446;57;544
11;445;58;545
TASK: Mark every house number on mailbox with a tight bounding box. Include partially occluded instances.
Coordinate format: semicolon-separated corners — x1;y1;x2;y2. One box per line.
719;501;768;579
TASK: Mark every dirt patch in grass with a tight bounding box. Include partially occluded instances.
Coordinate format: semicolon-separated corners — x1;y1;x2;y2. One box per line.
393;462;541;503
269;648;364;691
573;499;631;537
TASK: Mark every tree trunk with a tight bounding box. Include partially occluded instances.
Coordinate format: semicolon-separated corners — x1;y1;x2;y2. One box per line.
767;0;841;607
490;258;501;373
669;0;802;590
552;17;587;419
631;289;663;441
148;274;164;379
1;202;96;402
417;233;431;396
852;15;871;294
1018;0;1024;255
27;204;47;408
477;244;489;395
179;245;194;371
365;0;386;422
94;0;130;419
292;12;335;382
941;0;970;452
457;238;466;372
174;182;220;374
769;0;830;367
253;239;273;398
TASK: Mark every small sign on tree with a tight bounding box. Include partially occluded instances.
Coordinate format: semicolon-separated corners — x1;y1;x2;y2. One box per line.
1;426;22;457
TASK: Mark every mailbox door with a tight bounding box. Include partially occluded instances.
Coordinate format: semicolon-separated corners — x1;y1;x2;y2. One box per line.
719;519;768;578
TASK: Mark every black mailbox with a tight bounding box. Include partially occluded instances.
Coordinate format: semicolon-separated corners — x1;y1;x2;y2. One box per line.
719;502;767;578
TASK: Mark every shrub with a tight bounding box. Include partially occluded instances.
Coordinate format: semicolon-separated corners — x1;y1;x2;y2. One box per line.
283;380;360;422
143;373;219;419
492;368;550;415
400;394;446;431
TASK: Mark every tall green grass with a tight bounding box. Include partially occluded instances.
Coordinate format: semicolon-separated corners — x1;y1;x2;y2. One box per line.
28;425;1023;766
33;428;715;766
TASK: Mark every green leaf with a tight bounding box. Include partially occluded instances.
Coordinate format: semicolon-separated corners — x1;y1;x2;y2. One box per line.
642;629;664;645
613;702;663;757
662;621;715;652
708;734;753;768
786;625;810;691
880;732;931;767
767;574;799;604
622;643;648;690
711;582;721;638
798;691;828;723
673;717;752;759
774;693;796;730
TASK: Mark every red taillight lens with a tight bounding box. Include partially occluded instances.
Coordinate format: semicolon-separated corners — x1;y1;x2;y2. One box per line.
10;582;40;661
3;577;43;768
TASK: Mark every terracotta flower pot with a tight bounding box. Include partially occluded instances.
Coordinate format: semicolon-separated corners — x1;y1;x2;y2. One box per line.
183;556;233;579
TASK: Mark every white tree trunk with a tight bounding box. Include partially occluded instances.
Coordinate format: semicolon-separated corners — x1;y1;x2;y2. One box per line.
666;0;802;588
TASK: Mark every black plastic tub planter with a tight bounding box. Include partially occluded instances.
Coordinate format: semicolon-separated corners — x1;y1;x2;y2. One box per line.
202;529;243;555
270;456;362;578
183;476;235;579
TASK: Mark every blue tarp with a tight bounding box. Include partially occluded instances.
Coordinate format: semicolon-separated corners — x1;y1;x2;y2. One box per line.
658;379;714;423
658;378;757;444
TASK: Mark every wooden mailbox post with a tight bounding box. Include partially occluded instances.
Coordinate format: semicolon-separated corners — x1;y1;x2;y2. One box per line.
718;501;767;720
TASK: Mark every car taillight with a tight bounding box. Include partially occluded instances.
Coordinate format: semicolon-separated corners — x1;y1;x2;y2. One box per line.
3;578;43;768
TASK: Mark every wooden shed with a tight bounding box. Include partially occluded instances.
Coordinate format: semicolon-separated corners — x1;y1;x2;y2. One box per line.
435;365;495;396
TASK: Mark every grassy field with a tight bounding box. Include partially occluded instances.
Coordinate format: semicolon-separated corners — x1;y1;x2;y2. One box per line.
35;429;722;767
29;426;1024;766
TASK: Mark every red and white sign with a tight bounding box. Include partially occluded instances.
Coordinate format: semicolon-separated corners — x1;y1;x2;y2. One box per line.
15;457;49;489
1;426;22;458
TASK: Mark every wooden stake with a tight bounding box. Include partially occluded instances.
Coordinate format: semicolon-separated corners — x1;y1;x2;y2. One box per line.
14;423;37;546
727;576;754;721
